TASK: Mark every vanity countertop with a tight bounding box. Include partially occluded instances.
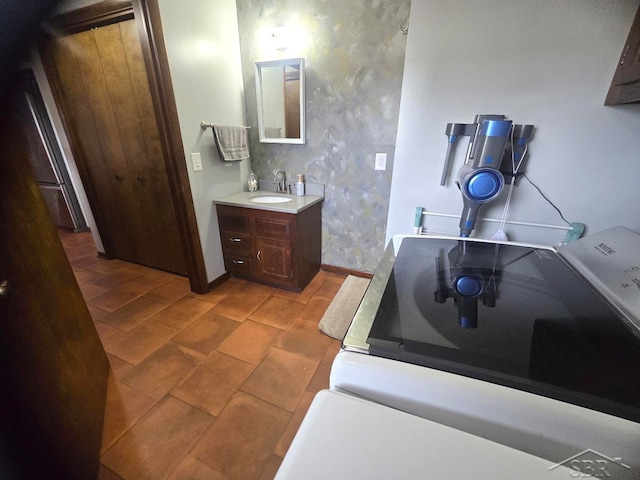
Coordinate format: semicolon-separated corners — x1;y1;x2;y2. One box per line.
213;190;324;214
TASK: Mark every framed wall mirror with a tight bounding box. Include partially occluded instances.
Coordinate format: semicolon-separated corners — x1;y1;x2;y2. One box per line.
255;58;305;144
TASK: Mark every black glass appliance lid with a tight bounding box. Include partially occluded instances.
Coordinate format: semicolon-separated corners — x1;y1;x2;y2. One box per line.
367;237;640;422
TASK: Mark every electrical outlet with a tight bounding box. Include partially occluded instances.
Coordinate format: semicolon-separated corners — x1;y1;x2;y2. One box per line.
191;152;203;172
375;153;387;171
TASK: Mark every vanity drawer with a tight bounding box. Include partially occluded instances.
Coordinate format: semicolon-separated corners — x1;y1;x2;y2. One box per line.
253;216;292;240
224;252;254;275
218;209;250;233
221;232;252;252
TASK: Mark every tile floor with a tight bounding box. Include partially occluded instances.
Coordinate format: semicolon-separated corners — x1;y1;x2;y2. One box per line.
58;229;344;480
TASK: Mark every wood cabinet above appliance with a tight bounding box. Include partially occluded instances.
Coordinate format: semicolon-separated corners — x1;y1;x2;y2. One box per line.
606;5;640;105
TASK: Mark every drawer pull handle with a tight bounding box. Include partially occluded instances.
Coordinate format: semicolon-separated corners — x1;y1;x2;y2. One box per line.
230;237;242;242
257;250;261;261
232;260;244;265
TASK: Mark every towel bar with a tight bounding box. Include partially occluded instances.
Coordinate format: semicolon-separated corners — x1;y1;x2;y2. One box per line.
200;121;250;130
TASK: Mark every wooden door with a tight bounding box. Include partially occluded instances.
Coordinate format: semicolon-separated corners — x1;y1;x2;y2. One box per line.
0;111;108;479
284;70;300;138
43;19;187;275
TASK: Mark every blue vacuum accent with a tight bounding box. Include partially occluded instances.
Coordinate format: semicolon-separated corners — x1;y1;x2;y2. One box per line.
455;276;483;297
482;119;513;137
465;170;503;202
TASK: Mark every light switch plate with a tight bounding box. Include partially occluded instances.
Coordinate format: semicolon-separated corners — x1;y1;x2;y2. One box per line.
375;153;387;171
191;152;203;172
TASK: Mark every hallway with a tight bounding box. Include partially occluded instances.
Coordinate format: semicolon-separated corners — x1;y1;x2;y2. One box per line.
59;229;343;480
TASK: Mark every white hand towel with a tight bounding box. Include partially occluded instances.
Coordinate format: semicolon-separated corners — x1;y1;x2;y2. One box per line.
212;125;250;162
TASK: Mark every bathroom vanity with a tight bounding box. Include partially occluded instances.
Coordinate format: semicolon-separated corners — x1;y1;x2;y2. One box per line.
214;192;323;292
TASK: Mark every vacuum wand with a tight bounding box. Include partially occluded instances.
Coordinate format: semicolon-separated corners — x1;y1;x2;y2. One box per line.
440;123;476;186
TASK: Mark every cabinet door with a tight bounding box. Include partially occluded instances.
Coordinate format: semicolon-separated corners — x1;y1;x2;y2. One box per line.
255;236;293;284
253;213;294;285
606;5;640;104
45;20;187;274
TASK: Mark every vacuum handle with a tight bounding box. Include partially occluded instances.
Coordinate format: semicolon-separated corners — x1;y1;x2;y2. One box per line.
441;123;475;186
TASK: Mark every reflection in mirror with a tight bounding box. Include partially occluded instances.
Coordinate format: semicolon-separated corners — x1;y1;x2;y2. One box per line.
255;58;305;144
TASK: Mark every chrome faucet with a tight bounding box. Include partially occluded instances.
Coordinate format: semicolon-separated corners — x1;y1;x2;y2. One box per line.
273;170;287;193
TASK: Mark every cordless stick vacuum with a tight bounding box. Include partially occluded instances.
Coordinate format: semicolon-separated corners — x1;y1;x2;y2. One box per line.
440;114;534;237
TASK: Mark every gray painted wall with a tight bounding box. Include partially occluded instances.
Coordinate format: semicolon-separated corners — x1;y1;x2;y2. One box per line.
388;0;640;246
236;0;411;273
157;0;248;283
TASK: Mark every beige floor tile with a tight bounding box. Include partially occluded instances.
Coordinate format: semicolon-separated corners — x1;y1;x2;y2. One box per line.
248;296;305;330
69;253;103;270
274;390;315;458
168;455;229;480
171;352;255;416
171;312;240;355
192;392;290;480
60;231;341;480
101;297;167;332
107;354;136;382
259;456;283;480
98;464;125;480
90;269;145;290
101;374;156;454
208;277;248;296
80;282;110;302
105;320;179;365
88;259;146;276
274;317;332;362
272;270;328;304
90;283;150;313
95;322;126;346
241;348;318;412
241;281;277;297
314;274;345;298
88;303;110;322
143;277;191;305
191;290;227;306
297;295;332;323
210;292;271;322
101;396;213;480
150;296;214;330
128;269;178;290
307;340;342;394
74;267;108;285
216;320;282;365
123;343;204;400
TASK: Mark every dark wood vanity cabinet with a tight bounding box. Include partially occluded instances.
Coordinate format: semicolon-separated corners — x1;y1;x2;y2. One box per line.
606;4;640;104
216;202;322;292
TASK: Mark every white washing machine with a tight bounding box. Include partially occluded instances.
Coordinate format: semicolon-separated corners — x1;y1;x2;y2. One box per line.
277;227;640;479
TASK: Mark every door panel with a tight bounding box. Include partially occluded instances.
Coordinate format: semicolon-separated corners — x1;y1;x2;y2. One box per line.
119;20;186;273
0;113;108;479
256;236;293;283
45;19;187;274
49;33;133;259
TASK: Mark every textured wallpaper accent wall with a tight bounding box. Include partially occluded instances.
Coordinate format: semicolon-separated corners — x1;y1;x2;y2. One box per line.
236;0;411;273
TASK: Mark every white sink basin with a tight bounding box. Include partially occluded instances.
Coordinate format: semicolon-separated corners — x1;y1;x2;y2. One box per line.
250;195;292;204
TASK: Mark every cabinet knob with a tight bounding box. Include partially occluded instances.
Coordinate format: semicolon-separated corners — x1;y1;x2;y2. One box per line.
137;176;144;184
232;260;244;265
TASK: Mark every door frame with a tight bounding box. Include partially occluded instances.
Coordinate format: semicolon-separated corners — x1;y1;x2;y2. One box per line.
40;0;209;293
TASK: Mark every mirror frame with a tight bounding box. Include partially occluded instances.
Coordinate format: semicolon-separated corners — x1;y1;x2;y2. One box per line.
255;57;305;144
